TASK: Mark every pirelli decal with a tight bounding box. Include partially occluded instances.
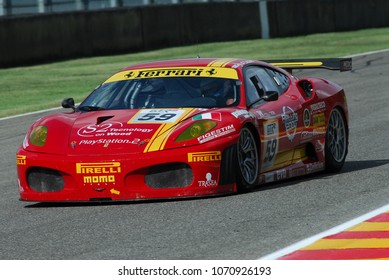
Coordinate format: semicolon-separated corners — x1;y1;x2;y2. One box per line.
16;155;26;165
104;66;238;83
76;162;121;174
188;151;222;162
76;162;121;184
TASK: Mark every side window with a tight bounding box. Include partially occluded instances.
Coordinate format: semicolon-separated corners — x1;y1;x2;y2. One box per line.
244;66;281;105
244;68;264;105
265;68;290;95
255;68;279;93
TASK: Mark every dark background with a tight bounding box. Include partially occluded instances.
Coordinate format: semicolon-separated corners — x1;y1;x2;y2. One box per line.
1;0;388;67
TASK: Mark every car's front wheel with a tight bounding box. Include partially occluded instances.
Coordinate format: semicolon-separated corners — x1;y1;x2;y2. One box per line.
237;126;260;192
325;107;348;172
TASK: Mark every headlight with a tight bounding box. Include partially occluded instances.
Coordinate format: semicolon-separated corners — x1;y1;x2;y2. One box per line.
29;126;48;146
175;120;217;142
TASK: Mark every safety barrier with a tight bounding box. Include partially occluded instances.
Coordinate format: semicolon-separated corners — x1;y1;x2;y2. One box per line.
0;0;388;67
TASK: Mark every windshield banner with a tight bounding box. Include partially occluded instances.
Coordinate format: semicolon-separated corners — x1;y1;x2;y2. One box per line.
104;67;239;83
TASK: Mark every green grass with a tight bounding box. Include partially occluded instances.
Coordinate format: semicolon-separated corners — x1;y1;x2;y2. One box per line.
1;27;389;118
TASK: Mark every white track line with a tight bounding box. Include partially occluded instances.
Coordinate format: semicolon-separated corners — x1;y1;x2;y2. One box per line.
346;48;389;58
0;107;62;121
259;203;389;260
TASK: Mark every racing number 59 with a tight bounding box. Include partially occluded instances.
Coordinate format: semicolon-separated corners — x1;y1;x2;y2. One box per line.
130;109;187;124
138;113;176;121
264;139;277;163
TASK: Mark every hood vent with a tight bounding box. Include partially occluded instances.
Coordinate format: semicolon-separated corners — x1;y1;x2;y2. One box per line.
97;115;114;124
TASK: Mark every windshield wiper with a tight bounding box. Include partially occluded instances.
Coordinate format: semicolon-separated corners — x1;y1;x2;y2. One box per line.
78;105;105;112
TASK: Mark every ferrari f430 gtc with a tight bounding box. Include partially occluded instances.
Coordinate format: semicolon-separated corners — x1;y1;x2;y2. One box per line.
16;57;352;202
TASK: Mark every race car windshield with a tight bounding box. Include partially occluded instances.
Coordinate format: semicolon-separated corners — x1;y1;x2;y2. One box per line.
78;77;240;110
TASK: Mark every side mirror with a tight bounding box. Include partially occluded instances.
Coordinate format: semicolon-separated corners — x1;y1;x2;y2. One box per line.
262;91;279;102
62;98;75;111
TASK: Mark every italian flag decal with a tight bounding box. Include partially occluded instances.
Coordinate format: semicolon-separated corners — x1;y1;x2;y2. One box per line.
192;112;221;121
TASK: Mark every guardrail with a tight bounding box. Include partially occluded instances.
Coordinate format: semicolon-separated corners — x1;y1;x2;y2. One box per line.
0;0;240;16
1;0;388;67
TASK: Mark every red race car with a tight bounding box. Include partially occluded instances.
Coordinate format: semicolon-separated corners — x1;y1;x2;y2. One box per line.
16;57;351;202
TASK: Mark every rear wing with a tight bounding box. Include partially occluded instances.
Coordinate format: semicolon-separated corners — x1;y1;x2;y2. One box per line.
265;58;352;72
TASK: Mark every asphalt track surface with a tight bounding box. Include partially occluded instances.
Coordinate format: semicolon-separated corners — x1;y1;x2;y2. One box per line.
1;51;388;260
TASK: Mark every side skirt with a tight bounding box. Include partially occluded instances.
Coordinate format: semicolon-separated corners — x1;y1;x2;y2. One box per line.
259;160;325;184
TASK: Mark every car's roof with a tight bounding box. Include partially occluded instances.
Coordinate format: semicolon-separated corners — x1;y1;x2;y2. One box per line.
121;58;267;71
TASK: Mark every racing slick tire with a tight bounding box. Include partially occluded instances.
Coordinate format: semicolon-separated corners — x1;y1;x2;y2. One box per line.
325;107;348;173
236;126;260;192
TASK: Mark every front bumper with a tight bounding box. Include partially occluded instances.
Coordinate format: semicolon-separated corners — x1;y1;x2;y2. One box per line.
16;138;237;202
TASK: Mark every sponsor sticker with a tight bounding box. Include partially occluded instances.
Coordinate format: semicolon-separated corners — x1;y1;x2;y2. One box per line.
77;122;153;138
198;173;217;187
78;138;141;146
76;162;121;185
231;110;250;119
281;106;298;141
104;67;238;83
303;108;310;128
306;161;324;173
276;169;287;180
188;151;221;162
197;124;236;144
313;112;325;127
262;120;279;169
16;155;26;165
256;110;276;119
300;131;313;142
310;101;326;114
289;167;307;178
315;139;325;152
231;60;255;69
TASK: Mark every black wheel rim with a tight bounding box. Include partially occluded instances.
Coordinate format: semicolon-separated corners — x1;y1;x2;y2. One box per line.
237;128;259;185
327;109;347;163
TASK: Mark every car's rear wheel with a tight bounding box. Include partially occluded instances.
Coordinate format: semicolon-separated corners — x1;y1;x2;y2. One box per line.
237;126;260;192
325;107;348;172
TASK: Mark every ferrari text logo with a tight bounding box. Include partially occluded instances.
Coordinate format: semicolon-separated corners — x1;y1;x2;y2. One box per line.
104;67;239;83
128;68;205;78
